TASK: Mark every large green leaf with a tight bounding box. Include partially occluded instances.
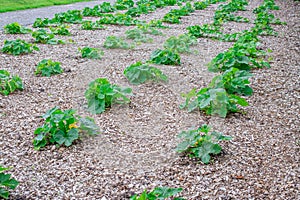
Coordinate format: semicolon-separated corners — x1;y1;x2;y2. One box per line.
53;129;79;146
33;131;48;150
0;187;9;199
197;141;222;164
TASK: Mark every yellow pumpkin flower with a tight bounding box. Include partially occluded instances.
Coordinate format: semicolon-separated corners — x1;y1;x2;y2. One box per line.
69;122;78;129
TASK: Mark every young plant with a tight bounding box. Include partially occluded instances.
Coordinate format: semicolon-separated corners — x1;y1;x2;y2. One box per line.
35;59;63;77
136;24;163;35
162;13;181;24
125;28;153;43
162;0;177;6
180;87;248;118
0;166;19;199
32;29;65;44
53;10;83;24
1;39;39;55
150;49;181;65
208;30;270;72
33;18;57;28
114;0;135;10
124;61;168;85
194;1;209;10
176;124;232;164
81;21;105;30
187;24;223;39
208;44;269;72
162;2;195;24
214;1;250;24
0;70;23;96
83;2;115;16
4;22;31;34
163;34;197;54
33;107;100;150
130;187;185;200
78;47;104;59
103;36;134;49
147;19;169;29
82;6;100;16
85;78;132;114
50;25;71;36
98;2;116;13
209;67;253;96
101;13;142;26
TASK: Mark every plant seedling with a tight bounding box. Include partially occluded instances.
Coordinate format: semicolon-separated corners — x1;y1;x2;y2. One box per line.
130;187;185;200
32;29;65;44
35;59;63;77
0;70;23;96
150;49;181;65
124;61;168;85
1;39;39;55
78;47;104;59
85;78;132;114
33;107;100;150
176;124;232;164
103;36;134;49
4;22;31;34
0;166;19;199
163;34;197;53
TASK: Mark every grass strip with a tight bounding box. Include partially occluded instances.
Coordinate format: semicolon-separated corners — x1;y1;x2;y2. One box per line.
0;0;95;13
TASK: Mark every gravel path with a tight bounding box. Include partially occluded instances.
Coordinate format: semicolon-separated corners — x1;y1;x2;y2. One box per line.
0;0;113;29
0;0;299;199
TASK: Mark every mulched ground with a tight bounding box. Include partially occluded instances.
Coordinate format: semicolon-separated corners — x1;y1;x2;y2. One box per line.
0;0;299;199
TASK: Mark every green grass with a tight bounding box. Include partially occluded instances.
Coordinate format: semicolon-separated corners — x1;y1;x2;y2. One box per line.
0;0;95;13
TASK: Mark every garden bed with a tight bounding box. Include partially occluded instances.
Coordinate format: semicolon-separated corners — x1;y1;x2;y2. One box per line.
0;0;299;199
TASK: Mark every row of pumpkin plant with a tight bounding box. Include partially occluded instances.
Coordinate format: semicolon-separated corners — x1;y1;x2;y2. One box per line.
0;0;205;199
178;0;284;166
0;0;285;199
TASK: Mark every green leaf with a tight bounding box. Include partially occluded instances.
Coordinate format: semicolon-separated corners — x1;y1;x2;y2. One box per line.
35;59;63;77
198;141;222;164
103;35;133;49
1;39;38;55
130;190;147;200
85;78;132;114
163;34;197;53
179;88;197;110
125;28;153;43
211;131;232;141
79;47;104;59
176;125;231;164
0;167;18;199
209;88;228;118
152;187;183;198
32;29;65;44
150;49;181;65
53;129;79;147
0;187;9;199
124;62;168;85
0;174;19;189
230;94;249;106
0;70;24;96
4;22;32;34
79;117;100;135
42;106;59;119
176;129;200;152
33;132;48;150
